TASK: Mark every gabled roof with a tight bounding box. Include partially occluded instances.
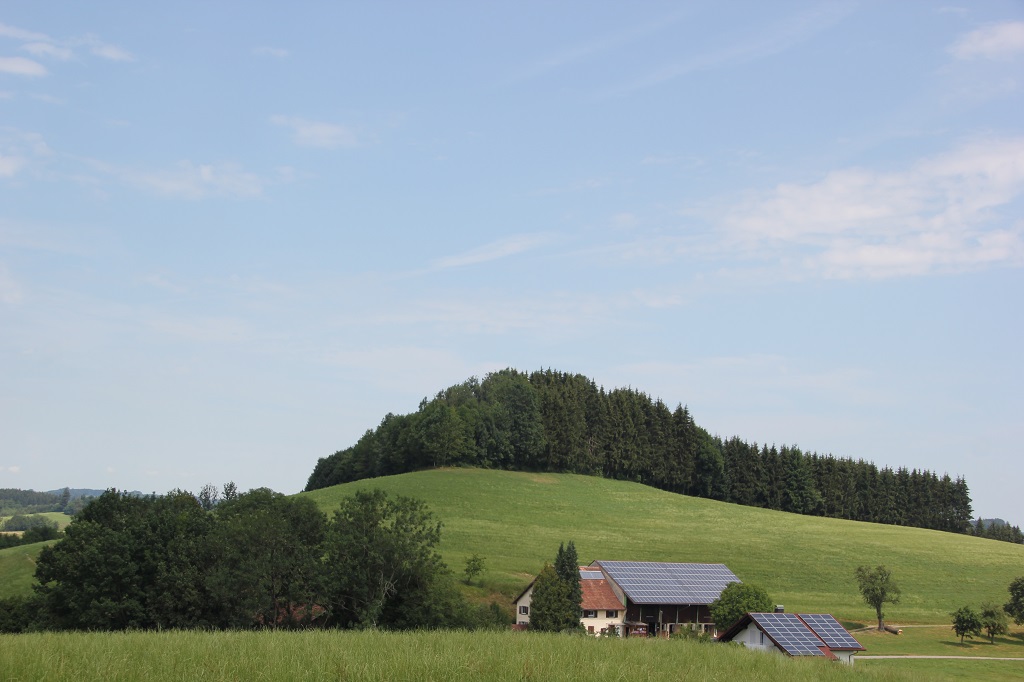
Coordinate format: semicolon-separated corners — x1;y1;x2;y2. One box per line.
581;576;624;611
717;612;864;657
593;560;739;605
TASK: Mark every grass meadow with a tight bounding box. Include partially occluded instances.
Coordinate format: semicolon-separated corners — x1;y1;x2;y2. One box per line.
0;541;55;599
0;629;916;682
301;468;1024;625
3;469;1022;680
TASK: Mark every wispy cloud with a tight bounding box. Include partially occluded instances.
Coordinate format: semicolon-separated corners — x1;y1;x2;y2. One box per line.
128;161;264;199
270;115;357;149
950;21;1024;60
0;130;52;178
719;136;1024;278
431;234;551;269
22;41;72;60
253;46;289;58
615;3;853;95
511;10;691;81
0;56;47;77
0;21;134;66
0;22;50;42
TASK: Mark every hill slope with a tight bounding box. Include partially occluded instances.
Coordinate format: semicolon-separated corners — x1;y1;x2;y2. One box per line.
302;468;1023;624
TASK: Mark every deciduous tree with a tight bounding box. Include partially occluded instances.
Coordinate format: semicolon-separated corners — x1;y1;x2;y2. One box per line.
855;565;901;631
1005;577;1024;626
710;582;773;629
951;605;981;644
979;602;1009;643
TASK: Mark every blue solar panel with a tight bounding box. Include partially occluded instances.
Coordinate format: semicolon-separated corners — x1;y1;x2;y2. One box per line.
799;614;863;650
750;613;825;656
595;561;739;604
579;569;603;580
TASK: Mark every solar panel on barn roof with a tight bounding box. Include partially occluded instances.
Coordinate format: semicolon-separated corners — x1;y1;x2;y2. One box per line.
750;613;826;656
595;561;739;605
798;614;864;650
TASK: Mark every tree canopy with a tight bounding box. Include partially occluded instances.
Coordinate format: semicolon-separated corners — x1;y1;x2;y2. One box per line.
25;486;499;633
710;582;774;629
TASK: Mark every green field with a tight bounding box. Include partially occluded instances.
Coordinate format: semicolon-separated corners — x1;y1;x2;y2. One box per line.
0;629;917;682
0;541;55;599
3;469;1023;681
301;468;1024;625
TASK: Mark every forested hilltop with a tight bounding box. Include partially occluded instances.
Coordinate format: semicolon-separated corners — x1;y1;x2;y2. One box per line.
306;368;976;536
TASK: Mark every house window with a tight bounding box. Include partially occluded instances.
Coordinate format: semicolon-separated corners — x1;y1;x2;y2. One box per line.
582;610;597;619
519;605;529;615
606;610;618;618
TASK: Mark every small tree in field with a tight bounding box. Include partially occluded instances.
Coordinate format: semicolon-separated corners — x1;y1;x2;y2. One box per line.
979;602;1009;643
855;565;901;631
951;605;982;644
463;554;485;585
1006;577;1024;626
710;582;773;630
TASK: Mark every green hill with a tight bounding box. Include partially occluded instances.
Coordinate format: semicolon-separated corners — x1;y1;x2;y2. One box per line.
0;541;56;599
302;468;1024;625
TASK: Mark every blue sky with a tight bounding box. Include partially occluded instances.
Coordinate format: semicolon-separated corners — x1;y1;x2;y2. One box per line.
1;3;1022;522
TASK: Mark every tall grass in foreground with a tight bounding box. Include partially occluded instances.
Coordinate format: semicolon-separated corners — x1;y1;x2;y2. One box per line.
1;630;911;682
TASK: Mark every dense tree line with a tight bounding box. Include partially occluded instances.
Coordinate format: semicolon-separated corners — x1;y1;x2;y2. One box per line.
0;488;506;633
971;518;1024;544
307;368;976;536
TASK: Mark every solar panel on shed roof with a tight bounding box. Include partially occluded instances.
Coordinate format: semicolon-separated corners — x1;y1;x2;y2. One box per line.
579;569;603;580
798;614;863;650
595;561;739;605
750;613;826;656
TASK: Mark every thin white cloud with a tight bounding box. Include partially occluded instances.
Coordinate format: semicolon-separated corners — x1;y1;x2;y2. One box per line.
88;42;134;62
0;154;27;177
432;234;551;269
253;46;289;58
130;161;264;199
719;136;1024;278
22;41;72;60
6;465;21;474
270;115;357;149
616;3;853;95
950;21;1024;60
0;22;50;42
0;56;47;77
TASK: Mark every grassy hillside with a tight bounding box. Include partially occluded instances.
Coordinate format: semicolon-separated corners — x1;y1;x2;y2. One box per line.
0;540;55;599
302;468;1024;625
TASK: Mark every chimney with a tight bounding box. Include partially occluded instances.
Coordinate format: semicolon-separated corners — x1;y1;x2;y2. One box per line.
774;605;784;613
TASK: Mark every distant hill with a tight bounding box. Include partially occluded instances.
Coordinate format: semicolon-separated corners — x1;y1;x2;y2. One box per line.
44;488;106;500
306;368;974;537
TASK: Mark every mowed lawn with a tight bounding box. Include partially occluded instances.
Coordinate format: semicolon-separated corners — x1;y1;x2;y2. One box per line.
302;468;1024;626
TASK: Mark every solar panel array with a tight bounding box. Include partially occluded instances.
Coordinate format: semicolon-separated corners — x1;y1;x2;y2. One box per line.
579;569;603;581
595;561;739;604
750;613;826;656
799;614;863;650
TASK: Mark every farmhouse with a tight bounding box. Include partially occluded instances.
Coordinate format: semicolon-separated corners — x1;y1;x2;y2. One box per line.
717;611;865;665
514;560;740;637
590;560;740;636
